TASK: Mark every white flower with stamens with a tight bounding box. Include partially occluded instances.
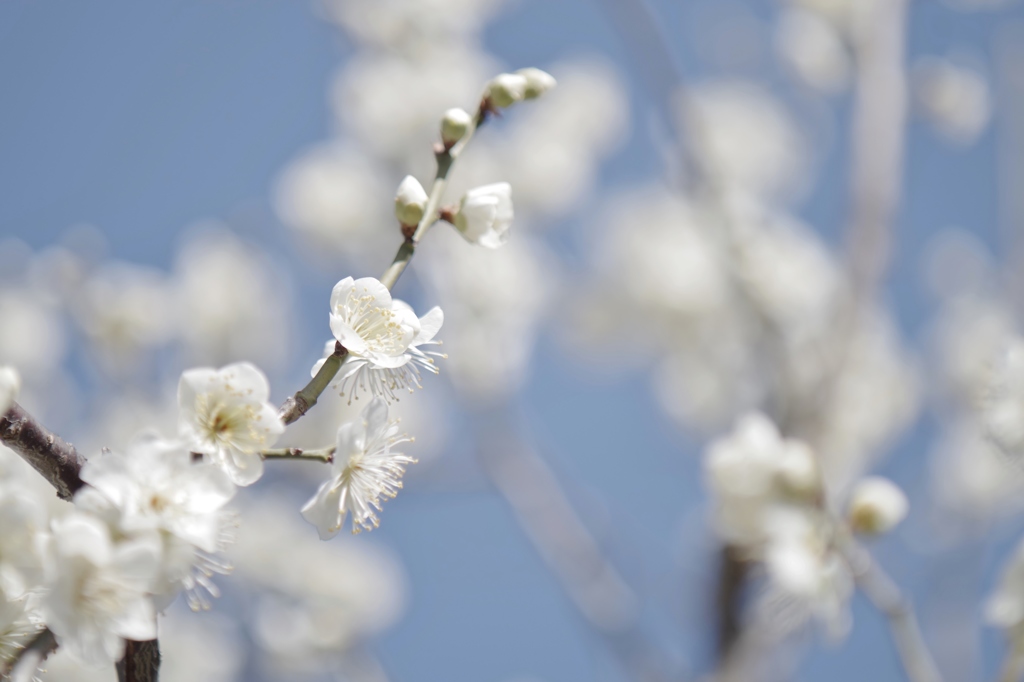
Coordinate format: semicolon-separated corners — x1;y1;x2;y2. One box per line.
0;586;38;671
178;362;284;486
77;436;236;611
301;398;415;538
316;277;444;402
453;183;514;249
0;366;19;415
42;513;159;665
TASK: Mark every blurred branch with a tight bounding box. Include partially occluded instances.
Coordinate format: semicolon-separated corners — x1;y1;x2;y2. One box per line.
998;637;1024;682
116;639;160;682
2;628;57;682
476;422;676;682
840;537;942;682
0;402;85;501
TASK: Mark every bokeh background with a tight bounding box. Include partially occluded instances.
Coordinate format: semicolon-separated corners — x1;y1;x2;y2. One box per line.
0;0;1022;680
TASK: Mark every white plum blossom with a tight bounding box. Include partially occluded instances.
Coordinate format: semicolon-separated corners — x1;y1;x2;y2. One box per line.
42;513;159;665
0;481;48;597
77;436;236;610
301;398;415;538
394;175;428;227
319;276;444;401
0;366;19;415
705;412;820;545
178;362;284;486
0;585;39;671
453;183;513;249
847;476;908;535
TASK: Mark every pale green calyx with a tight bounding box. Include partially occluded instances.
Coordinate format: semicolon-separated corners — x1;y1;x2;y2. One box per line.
486;73;528;108
441;108;472;148
516;67;557;100
394;175;428;227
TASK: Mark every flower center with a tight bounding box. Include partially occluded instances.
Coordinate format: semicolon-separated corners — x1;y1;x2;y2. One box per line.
344;291;409;356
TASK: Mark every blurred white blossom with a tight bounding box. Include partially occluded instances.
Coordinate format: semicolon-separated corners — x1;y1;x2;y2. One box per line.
0;366;19;415
453;182;514;248
913;57;991;145
847;476;908;535
775;9;851;93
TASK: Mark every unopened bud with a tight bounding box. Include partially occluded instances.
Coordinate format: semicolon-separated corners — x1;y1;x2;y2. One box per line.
394;175;428;227
848;477;908;535
441;108;472;148
516;67;556;100
486;73;528;108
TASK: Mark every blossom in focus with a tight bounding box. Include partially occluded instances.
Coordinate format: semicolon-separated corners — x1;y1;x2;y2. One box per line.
453;183;513;249
301;397;415;538
394;175;428;227
42;513;159;665
178;362;284;486
847;476;908;535
0;366;19;415
318;276;444;401
440;107;472;148
77;436;236;610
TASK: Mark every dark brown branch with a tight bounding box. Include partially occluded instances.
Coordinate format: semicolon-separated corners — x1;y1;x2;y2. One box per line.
116;639;160;682
715;544;749;661
0;402;85;501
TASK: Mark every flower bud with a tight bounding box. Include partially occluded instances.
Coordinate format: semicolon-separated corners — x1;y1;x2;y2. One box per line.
440;108;472;148
394;175;428;227
775;442;820;500
0;366;19;414
486;73;528;108
847;477;908;535
453;183;513;249
516;67;557;100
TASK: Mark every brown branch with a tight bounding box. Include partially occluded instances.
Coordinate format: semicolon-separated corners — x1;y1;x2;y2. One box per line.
116;639;160;682
0;402;85;501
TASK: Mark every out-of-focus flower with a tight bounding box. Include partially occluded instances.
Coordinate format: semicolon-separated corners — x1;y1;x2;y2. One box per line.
273;142;392;261
487;73;528;108
983;339;1024;460
681;80;808;202
705;413;820;545
775;9;851;93
42;513;159;665
441;107;473;148
760;508;852;639
319;277;444;401
516;67;557;100
0;289;66;379
913;57;991;145
0;585;39;671
453;183;513;248
178;362;284;486
302;398;415;538
847;476;908;535
0;366;19;415
230;498;407;666
394;175;428;227
77;436;236;609
158;608;243;682
420;228;555;399
174;226;293;371
986;537;1024;639
0;480;47;597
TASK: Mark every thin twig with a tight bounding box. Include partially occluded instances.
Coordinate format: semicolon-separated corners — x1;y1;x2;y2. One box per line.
261;446;335;464
841;537;942;682
0;403;85;501
278;101;489;427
